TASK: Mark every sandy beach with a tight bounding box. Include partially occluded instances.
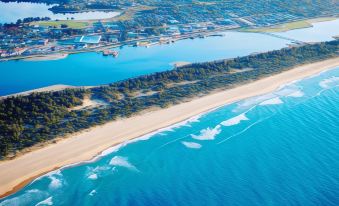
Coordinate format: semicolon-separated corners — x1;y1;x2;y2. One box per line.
0;85;74;99
1;57;339;198
0;85;96;99
23;53;69;61
172;61;191;67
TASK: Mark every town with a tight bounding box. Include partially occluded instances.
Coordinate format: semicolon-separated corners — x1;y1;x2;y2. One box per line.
0;0;338;59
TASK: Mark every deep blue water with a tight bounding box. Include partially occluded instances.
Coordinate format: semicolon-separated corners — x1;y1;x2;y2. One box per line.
1;67;338;206
1;18;338;96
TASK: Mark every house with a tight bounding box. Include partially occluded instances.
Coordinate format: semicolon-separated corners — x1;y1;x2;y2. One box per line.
127;32;138;38
108;37;119;43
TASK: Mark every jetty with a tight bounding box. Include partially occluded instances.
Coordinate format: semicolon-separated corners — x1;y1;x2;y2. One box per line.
259;32;307;45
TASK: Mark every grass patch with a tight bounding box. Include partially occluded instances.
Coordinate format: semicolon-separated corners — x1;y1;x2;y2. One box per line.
243;21;311;33
31;20;89;29
111;6;155;21
241;17;337;33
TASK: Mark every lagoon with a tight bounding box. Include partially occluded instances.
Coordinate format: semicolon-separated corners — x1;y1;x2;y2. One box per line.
0;19;338;96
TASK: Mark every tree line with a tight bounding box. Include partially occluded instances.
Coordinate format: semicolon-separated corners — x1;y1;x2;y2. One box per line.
0;39;338;158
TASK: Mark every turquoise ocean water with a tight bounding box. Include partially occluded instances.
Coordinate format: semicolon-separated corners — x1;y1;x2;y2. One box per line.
1;66;338;206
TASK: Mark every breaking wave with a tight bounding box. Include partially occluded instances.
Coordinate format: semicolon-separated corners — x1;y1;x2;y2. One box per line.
191;125;221;140
235;93;276;110
98;114;204;157
48;176;62;190
109;156;139;171
287;90;304;97
47;170;63;190
218;114;275;144
259;97;283;106
319;76;339;89
181;141;202;149
35;197;53;206
221;113;249;126
88;174;98;180
89;190;97;196
0;189;46;206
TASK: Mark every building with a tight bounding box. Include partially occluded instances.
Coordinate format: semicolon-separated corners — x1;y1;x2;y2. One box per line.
74;35;102;44
38;39;49;46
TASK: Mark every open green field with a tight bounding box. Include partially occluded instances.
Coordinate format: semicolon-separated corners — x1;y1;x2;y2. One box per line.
30;20;90;29
110;6;155;21
242;17;337;33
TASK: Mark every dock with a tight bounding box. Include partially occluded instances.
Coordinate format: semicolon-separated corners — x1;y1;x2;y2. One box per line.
259;32;307;45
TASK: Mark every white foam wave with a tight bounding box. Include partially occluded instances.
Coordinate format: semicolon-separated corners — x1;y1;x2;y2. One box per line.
88;174;98;180
221;113;249;126
319;76;339;89
0;189;45;206
35;197;53;206
191;125;221;140
236;93;276;109
89;190;97;196
109;156;138;171
48;176;62;190
234;82;305;111
159;114;202;132
181;141;202;149
92;165;110;172
218;114;275;144
259;97;283;105
98;114;204;157
100;144;124;157
274;87;296;96
287;90;304;97
47;172;63;190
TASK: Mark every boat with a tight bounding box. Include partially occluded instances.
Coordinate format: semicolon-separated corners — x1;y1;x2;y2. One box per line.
102;50;119;57
102;50;111;56
112;50;119;57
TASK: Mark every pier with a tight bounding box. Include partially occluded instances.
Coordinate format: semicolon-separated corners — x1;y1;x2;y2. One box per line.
259;32;307;45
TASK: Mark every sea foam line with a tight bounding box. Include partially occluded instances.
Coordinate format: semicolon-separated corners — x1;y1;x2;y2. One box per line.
221;113;249;126
217;114;276;145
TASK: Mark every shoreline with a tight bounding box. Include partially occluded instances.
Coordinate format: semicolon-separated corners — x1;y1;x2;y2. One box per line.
1;57;339;199
0;84;95;99
23;53;69;61
1;16;338;63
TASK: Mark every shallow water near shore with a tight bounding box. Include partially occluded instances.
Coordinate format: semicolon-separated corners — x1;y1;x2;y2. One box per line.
1;19;339;96
1;67;338;206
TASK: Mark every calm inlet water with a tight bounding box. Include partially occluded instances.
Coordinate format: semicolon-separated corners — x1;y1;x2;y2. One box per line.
0;19;339;96
0;2;120;23
1;66;338;206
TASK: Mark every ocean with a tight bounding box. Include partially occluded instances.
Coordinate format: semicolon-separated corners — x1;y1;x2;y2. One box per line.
1;66;338;206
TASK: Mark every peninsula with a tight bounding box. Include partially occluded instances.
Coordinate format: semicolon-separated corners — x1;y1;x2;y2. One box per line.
0;39;338;198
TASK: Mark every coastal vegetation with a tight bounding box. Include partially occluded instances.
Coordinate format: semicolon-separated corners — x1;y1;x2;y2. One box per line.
0;39;338;158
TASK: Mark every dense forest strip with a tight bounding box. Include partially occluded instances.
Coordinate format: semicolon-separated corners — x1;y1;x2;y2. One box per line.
0;39;338;159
